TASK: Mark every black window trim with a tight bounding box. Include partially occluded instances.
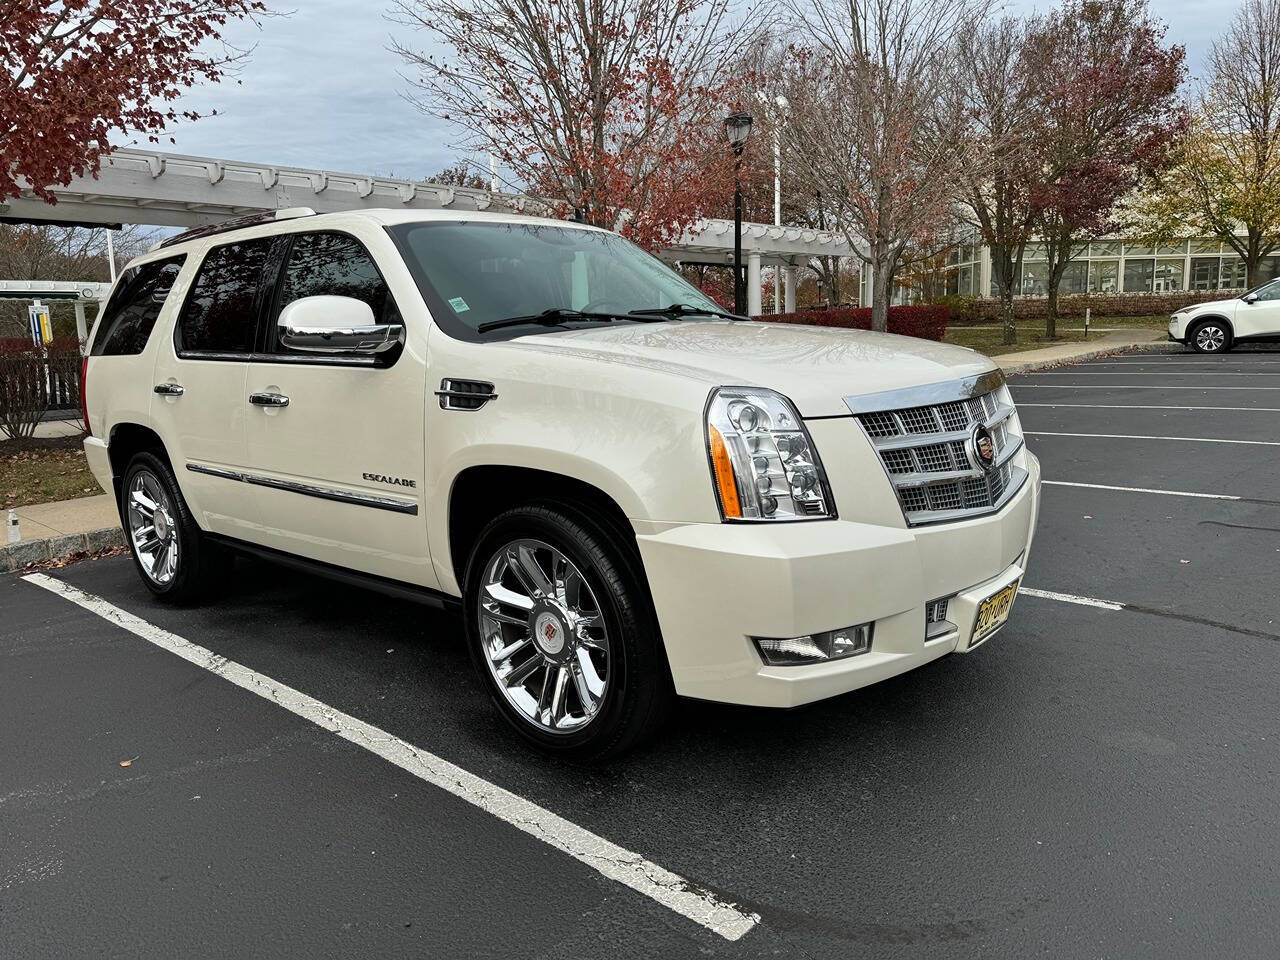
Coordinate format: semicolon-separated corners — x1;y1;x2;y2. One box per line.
256;228;405;369
170;229;403;369
173;234;279;361
90;253;187;357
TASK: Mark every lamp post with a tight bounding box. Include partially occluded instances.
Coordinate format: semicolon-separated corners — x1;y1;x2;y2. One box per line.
723;111;753;315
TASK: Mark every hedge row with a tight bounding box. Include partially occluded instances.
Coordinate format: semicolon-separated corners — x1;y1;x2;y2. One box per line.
758;305;949;341
947;291;1233;325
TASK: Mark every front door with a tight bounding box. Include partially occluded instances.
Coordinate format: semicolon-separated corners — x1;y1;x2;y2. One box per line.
242;229;433;588
152;237;276;539
1235;277;1280;338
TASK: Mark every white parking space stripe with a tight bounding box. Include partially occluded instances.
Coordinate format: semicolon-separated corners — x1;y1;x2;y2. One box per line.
1019;403;1280;412
21;573;759;943
1043;480;1242;501
1020;587;1124;611
1026;431;1280;446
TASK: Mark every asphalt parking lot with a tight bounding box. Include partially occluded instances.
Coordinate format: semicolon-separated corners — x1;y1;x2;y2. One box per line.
5;345;1280;959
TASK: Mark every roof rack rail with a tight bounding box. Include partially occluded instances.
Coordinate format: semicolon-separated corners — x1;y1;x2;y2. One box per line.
153;207;317;251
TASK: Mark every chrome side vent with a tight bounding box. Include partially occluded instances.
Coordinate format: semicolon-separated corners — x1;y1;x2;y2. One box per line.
437;379;497;411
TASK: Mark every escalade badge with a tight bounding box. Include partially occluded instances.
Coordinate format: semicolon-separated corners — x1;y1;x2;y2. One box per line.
968;423;997;473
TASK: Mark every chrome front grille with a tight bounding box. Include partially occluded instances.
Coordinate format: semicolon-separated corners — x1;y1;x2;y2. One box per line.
845;371;1028;526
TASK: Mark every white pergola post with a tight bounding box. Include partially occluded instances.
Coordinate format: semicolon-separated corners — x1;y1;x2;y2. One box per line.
74;302;88;345
747;251;762;316
783;264;797;313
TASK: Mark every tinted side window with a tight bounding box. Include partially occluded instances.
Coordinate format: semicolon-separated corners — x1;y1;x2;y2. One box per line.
91;257;185;356
276;232;400;346
178;238;275;354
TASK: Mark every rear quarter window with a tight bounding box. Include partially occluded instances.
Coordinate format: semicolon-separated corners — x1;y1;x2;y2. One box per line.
90;256;185;356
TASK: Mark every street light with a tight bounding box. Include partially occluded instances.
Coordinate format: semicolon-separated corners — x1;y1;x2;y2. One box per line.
723;111;753;315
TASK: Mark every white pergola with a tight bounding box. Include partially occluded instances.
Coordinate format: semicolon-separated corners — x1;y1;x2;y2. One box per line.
0;279;111;343
0;147;858;317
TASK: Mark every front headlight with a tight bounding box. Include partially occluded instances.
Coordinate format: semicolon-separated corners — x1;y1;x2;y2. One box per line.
704;386;835;521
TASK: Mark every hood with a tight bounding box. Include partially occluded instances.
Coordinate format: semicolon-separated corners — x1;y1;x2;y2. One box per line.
504;319;995;417
1180;296;1240;316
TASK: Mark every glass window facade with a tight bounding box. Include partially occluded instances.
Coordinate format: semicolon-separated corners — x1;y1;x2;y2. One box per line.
1089;260;1119;292
1123;258;1154;292
1190;257;1220;290
1154;258;1184;292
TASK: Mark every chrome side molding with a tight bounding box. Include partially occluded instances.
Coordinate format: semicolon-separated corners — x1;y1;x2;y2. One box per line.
186;463;418;515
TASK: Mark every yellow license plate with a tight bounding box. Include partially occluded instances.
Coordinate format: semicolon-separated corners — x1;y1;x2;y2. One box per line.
971;580;1020;647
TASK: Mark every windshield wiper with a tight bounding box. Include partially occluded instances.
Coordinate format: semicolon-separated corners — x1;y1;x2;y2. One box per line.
476;308;626;334
627;303;745;322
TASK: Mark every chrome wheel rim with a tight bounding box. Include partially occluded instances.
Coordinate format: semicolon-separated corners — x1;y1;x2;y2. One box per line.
478;538;610;734
1196;325;1225;351
126;469;179;585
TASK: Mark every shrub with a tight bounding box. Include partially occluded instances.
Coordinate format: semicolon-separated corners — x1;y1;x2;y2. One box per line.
960;290;1231;324
0;338;83;441
928;294;979;324
758;305;949;341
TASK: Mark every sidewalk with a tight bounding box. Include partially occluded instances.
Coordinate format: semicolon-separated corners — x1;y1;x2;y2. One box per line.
994;327;1168;374
2;494;122;572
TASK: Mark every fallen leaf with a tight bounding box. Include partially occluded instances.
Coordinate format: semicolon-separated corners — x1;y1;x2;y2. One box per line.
1082;515;1093;520
1179;559;1191;564
119;755;139;767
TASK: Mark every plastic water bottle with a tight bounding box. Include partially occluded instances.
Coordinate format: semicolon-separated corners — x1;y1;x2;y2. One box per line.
6;510;18;544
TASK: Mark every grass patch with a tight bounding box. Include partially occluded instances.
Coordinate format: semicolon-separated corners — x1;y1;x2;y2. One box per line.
945;314;1169;355
2;438;104;508
944;326;1102;356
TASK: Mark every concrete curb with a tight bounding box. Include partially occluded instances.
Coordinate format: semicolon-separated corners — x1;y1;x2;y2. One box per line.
0;526;124;573
999;341;1174;375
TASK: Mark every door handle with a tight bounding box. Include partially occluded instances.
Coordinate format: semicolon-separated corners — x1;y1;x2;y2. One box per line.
249;392;290;408
153;383;184;396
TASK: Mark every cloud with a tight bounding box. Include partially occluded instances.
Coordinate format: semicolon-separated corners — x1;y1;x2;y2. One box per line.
152;0;462;179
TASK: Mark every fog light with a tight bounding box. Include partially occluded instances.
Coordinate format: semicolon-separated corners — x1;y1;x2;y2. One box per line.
753;623;872;666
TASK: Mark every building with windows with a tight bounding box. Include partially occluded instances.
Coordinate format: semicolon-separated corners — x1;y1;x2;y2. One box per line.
869;236;1268;306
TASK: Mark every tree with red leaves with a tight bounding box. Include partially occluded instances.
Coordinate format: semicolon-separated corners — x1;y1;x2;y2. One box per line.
390;0;764;252
1026;0;1185;338
2;0;267;205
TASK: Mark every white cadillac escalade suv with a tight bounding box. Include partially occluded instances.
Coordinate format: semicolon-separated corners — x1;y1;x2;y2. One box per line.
82;207;1040;760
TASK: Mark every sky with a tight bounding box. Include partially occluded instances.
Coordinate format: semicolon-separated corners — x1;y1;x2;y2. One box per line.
152;0;1222;180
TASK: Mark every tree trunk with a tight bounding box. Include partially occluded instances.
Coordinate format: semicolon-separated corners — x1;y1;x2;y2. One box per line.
1045;284;1058;340
872;258;892;332
1001;293;1016;347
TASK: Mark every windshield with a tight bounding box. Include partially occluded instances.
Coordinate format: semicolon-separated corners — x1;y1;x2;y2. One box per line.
389;221;723;338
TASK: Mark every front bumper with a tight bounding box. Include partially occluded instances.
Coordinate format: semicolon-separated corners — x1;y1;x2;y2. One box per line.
635;451;1041;708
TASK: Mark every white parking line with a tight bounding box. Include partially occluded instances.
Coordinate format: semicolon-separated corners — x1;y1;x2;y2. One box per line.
1026;430;1280;446
1019;403;1280;412
1019;587;1124;611
1043;480;1242;500
21;573;759;943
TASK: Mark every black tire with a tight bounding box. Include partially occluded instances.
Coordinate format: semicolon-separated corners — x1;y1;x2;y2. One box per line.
120;451;232;603
1189;319;1231;353
462;502;673;762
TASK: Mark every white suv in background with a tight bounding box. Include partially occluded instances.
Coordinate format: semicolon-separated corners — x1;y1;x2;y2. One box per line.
1170;278;1280;352
82;207;1040;760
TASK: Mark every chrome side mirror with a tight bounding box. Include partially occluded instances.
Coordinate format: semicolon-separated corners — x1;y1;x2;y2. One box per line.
278;295;403;354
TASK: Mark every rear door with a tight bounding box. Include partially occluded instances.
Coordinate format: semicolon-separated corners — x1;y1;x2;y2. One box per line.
151;236;276;538
242;228;433;587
